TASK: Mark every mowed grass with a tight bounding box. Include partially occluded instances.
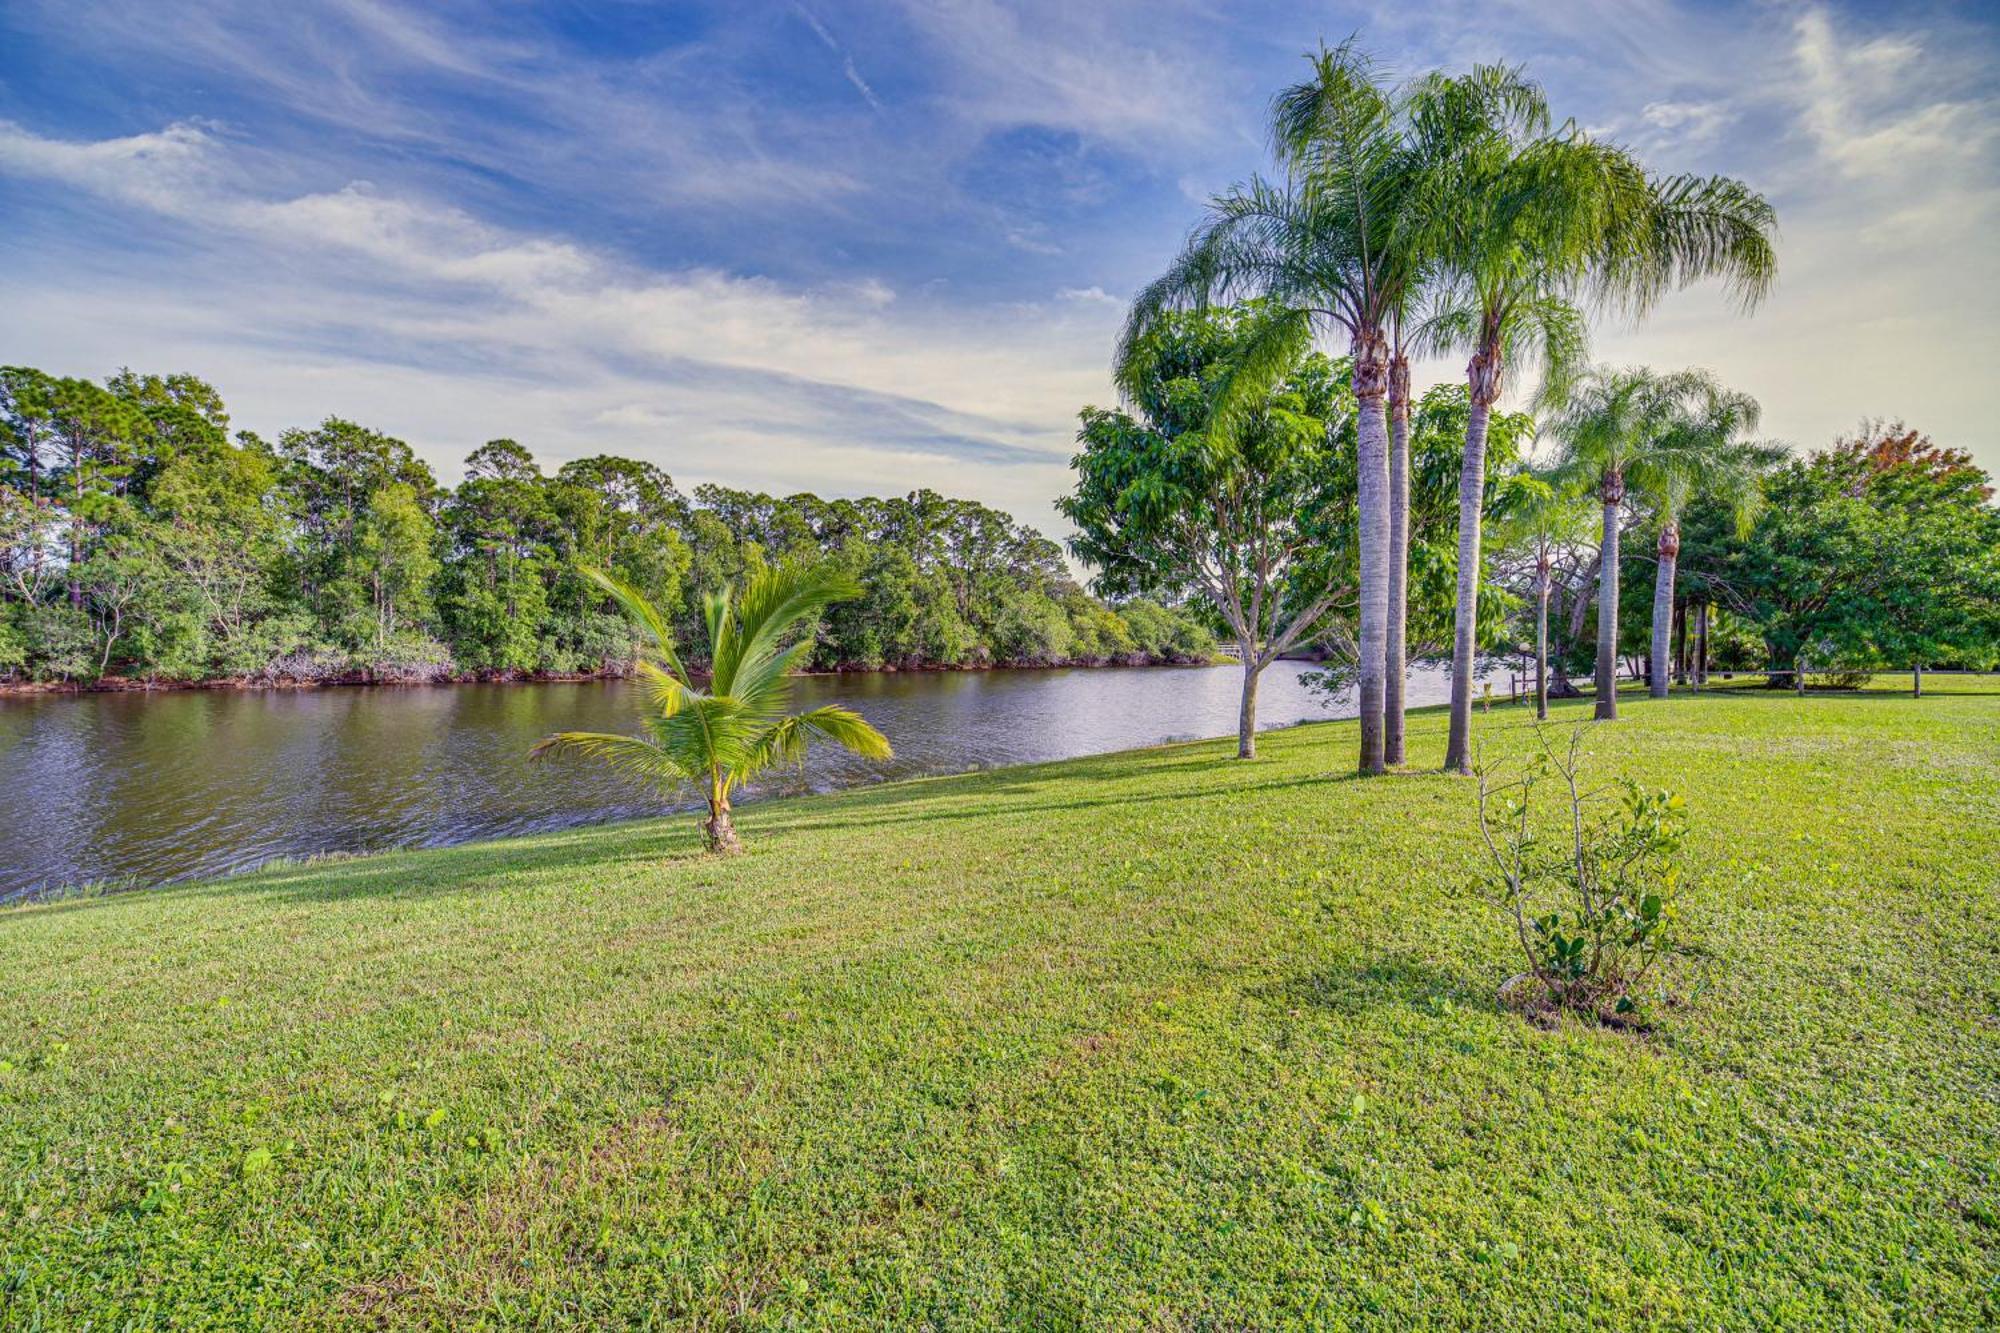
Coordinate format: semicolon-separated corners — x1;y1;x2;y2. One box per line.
2;691;1996;1330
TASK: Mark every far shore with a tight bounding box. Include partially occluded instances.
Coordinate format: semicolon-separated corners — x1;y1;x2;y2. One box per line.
0;654;1229;698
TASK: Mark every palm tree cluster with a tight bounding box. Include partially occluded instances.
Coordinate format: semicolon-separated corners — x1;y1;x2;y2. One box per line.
1121;41;1776;774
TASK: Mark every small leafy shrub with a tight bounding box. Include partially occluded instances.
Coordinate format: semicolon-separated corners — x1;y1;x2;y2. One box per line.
1806;666;1875;690
1474;727;1692;1023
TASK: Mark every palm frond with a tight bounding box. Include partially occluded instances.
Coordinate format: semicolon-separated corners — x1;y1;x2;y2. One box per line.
580;567;686;680
740;705;892;780
528;731;687;789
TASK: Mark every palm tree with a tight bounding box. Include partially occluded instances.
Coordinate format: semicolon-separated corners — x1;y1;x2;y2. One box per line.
1490;467;1596;720
1549;367;1762;719
1401;67;1775;771
531;565;891;854
1121;42;1422;776
1635;389;1767;699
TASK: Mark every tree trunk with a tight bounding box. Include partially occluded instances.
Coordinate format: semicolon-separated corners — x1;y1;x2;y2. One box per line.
1535;554;1551;722
1672;601;1688;686
1695;602;1709;690
703;791;743;855
1913;661;1923;698
1384;354;1411;766
1649;521;1678;700
1445;349;1500;774
1352;332;1390;776
1237;655;1260;759
1595;475;1624;721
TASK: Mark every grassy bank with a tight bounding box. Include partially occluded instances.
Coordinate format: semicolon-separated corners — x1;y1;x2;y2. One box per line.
2;691;1995;1328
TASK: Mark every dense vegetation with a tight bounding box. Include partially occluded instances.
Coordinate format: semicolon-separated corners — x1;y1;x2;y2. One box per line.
0;367;1212;687
1505;419;2000;691
3;688;1994;1327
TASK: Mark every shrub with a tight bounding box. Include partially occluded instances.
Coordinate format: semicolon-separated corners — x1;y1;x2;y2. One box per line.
1474;727;1692;1023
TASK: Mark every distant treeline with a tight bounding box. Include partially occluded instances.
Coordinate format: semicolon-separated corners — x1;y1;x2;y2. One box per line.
0;367;1213;686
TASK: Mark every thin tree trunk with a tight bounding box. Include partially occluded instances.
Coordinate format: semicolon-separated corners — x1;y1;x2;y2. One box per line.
1672;601;1688;685
1649;522;1678;700
1535;554;1551;722
1237;655;1260;759
1913;661;1923;698
1445;350;1499;774
1352;334;1390;776
1595;474;1624;721
1384;354;1411;766
1695;601;1709;690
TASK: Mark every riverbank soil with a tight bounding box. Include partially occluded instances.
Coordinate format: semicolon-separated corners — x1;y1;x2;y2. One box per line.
2;689;1995;1327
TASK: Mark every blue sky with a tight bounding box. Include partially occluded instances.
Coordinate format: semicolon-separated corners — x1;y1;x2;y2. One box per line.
2;0;1995;538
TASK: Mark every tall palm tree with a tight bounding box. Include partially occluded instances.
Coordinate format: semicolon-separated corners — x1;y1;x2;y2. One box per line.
1635;389;1768;699
1402;67;1776;771
1489;467;1596;720
1548;367;1761;719
1384;314;1412;765
531;565;891;854
1120;42;1422;775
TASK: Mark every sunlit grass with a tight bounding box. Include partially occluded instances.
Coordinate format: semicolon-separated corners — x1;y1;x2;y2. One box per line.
2;690;1995;1328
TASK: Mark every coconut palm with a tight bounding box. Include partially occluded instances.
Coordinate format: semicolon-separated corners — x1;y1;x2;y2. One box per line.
530;565;890;854
1401;67;1775;771
1120;41;1423;775
1549;367;1762;719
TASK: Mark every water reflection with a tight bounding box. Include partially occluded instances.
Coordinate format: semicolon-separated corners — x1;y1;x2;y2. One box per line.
0;661;1467;896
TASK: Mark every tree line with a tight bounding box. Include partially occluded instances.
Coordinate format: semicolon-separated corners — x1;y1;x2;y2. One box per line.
0;367;1213;686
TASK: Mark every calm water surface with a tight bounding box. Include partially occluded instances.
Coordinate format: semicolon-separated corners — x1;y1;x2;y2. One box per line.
0;661;1470;896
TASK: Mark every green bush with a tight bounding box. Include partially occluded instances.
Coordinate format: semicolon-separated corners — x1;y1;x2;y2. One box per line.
1475;727;1692;1022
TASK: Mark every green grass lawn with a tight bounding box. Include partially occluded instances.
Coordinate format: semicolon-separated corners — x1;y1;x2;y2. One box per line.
3;691;1996;1329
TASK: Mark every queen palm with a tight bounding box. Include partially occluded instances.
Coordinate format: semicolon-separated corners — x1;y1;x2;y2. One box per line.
1633;387;1769;699
1489;466;1596;720
1549;367;1761;719
530;565;891;854
1402;67;1775;771
1120;41;1422;775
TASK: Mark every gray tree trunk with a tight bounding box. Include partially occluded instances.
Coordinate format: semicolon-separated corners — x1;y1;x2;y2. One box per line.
1238;653;1260;759
703;797;742;855
1595;478;1624;721
1649;523;1678;700
1444;368;1497;774
1353;336;1391;776
1384;356;1411;766
1535;556;1551;721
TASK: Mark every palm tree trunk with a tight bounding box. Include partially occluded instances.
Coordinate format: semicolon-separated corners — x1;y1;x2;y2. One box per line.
1535;553;1551;722
1353;335;1391;776
703;789;742;855
1649;522;1678;700
1237;656;1260;759
1445;349;1500;774
1595;473;1624;721
1384;354;1411;766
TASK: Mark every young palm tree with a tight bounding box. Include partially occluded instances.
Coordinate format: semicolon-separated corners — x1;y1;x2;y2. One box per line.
1402;66;1775;771
1120;42;1423;775
530;565;891;854
1548;367;1761;719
